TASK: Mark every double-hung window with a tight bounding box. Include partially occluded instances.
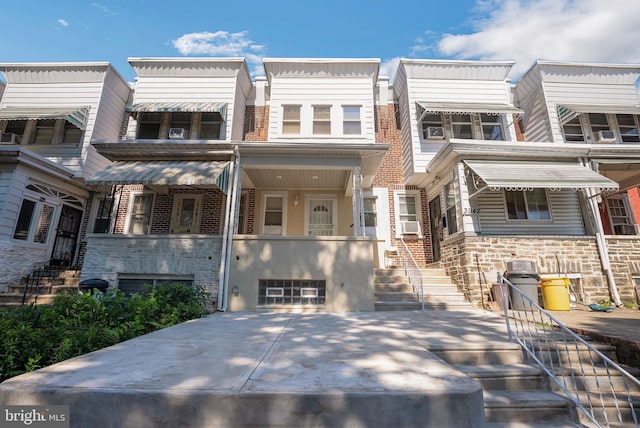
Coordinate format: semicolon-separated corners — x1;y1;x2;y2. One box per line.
363;197;377;227
93;196;115;233
480;113;504;140
505;189;550;220
343;106;361;135
451;114;473;139
137;113;162;139
444;181;458;234
282;105;301;134
617;114;640;143
588;113;610;140
421;113;444;139
313;106;331;135
263;194;285;235
169;112;191;139
128;193;154;234
199;112;223;139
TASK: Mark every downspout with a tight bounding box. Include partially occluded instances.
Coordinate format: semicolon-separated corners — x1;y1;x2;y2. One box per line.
217;146;241;312
581;158;623;307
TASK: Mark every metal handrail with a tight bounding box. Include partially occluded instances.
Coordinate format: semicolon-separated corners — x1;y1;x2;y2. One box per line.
397;239;424;309
21;262;66;305
497;272;640;427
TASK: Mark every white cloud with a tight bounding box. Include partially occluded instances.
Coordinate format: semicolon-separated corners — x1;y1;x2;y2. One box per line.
171;31;265;75
380;57;401;82
57;19;69;27
91;2;117;16
431;0;640;78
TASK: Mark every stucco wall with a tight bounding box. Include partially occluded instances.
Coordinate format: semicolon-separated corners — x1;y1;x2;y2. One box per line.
440;234;621;306
228;236;375;312
81;234;223;304
0;240;49;290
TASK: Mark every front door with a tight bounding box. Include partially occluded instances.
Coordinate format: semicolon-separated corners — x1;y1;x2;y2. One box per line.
171;194;202;233
307;199;334;236
51;205;83;266
429;196;442;262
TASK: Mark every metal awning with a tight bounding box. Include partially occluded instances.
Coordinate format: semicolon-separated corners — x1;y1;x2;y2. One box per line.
464;160;620;197
416;101;523;121
0;107;89;130
125;101;227;117
85;160;231;192
557;104;640;125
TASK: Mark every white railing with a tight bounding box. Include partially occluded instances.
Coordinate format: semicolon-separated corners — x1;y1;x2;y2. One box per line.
497;272;640;427
397;239;424;309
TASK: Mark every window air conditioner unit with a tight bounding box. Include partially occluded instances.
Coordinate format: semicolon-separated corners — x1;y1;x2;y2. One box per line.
595;130;615;143
0;133;20;143
614;224;636;235
400;221;421;235
168;128;187;139
426;126;445;140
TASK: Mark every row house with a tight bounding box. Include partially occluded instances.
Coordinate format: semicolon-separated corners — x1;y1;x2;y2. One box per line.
1;57;639;311
0;63;130;287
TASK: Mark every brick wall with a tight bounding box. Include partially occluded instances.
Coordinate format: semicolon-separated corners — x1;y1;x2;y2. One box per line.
439;234;632;307
243;106;270;141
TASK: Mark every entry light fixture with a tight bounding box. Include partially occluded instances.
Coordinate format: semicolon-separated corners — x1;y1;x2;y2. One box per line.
294;194;299;207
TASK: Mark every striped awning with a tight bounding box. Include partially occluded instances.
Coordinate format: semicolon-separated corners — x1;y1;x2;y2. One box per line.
464;160;619;195
85;160;231;192
416;101;523;121
557;104;640;125
125;101;227;116
0;107;89;130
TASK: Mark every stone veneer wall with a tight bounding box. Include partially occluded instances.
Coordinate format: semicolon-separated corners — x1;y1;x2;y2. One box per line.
439;234;628;306
607;237;640;302
81;235;223;306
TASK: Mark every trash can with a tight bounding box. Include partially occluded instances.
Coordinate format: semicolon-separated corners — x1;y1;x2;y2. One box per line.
540;277;571;311
505;259;540;310
79;278;109;294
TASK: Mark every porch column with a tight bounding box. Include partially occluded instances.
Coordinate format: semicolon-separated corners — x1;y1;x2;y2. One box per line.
457;162;478;235
351;165;365;237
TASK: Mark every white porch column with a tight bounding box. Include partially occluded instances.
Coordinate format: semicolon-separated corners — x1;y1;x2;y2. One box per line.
351;165;365;237
457;162;478;235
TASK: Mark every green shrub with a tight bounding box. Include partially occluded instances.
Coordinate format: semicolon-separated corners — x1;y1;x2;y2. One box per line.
0;283;207;382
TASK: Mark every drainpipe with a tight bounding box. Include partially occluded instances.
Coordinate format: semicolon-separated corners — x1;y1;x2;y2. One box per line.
582;158;623;307
217;146;241;312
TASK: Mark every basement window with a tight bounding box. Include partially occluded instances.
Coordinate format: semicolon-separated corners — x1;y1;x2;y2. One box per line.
258;279;326;305
117;274;194;296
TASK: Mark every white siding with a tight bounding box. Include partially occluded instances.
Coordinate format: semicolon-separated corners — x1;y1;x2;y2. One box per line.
0;167;28;238
542;81;640;143
0;167;17;238
475;189;586;235
267;76;376;142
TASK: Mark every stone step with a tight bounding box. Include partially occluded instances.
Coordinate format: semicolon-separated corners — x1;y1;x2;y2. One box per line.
483;390;576;424
457;364;549;391
0;293;57;305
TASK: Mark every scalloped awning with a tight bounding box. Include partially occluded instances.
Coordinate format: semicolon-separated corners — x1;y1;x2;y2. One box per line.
0;107;89;130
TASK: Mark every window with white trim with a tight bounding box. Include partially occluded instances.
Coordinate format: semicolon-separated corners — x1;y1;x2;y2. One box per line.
451;114;474;139
93;196;115;233
606;196;635;235
617;114;640;143
313;106;331;135
282;105;301;134
237;193;248;234
444;181;458;234
505;189;550;220
199;112;223;139
363;197;377;227
13;198;56;243
137;113;162;139
480;113;504;140
395;191;422;236
421;113;443;139
561;116;585;142
262;193;286;235
127;193;154;234
343;106;361;135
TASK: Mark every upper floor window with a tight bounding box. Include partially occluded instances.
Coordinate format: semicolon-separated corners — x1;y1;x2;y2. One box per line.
343;106;361;135
588;113;609;138
32;120;56;145
282;105;301;134
421;113;443;139
169;112;191;139
561;116;585;142
451;114;474;139
505;189;550;220
200;112;223;139
137;113;162;139
313;106;331;135
480;113;504;141
617;114;640;143
2;120;27;143
363;197;377;227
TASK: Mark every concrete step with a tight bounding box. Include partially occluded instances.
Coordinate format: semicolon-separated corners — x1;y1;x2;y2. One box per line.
486;423;582;427
483;390;577;424
571;391;640;426
0;293;57;305
373;275;411;286
457;364;549;391
527;343;618;366
374;283;414;292
432;343;525;365
374;291;418;303
550;366;640;391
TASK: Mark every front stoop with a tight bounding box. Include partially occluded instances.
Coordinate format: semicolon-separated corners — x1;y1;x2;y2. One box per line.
0;270;80;307
432;342;581;426
374;268;473;311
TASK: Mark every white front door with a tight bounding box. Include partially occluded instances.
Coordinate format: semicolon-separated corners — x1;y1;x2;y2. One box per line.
307;198;335;236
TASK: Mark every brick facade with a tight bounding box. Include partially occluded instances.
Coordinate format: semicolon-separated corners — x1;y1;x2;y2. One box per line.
243;106;270;141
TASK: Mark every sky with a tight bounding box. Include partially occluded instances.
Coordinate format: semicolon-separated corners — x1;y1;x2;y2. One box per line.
1;0;640;84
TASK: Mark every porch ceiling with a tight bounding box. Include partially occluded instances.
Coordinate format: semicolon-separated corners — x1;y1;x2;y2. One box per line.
597;162;640;191
243;168;349;190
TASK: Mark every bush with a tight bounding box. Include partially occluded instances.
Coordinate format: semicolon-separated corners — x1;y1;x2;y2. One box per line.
0;283;207;382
